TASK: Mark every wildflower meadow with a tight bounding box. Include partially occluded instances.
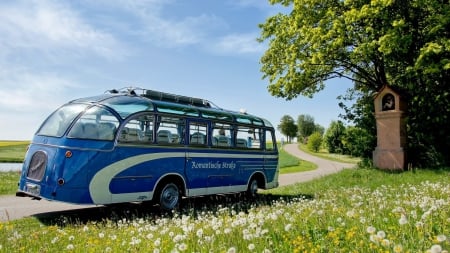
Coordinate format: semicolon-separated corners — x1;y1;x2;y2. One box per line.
0;168;449;252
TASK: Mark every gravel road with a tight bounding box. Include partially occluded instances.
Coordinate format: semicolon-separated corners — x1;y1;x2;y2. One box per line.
0;143;354;221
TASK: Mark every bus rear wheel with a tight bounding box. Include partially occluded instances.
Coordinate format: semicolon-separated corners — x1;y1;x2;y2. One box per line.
156;183;180;211
246;178;258;198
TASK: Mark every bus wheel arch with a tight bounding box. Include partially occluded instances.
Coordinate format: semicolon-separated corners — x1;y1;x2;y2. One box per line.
246;172;265;198
153;174;185;211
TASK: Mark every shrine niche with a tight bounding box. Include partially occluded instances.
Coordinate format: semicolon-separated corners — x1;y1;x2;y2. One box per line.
373;85;407;170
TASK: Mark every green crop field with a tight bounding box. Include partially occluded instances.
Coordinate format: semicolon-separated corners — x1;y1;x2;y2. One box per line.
0;141;29;163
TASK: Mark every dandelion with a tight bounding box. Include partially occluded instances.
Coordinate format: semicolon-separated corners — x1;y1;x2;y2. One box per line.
248;243;255;251
366;226;376;234
178;243;188;251
196;228;203;238
227;247;237;253
105;247;112;252
98;232;105;238
436;234;447;242
430;244;442;253
51;237;59;244
399;214;408;225
68;235;75;241
83;225;89;232
376;230;386;239
393;244;403;253
284;224;292;232
66;244;74;250
381;239;391;247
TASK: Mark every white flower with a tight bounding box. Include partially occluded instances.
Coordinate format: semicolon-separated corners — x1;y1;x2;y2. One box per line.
393;244;403;253
377;230;386;239
381;239;391;247
51;237;59;244
248;243;255;251
178;243;187;251
366;226;376;234
98;232;105;238
284;224;292;232
66;244;74;250
430;244;442;253
399;214;408;225
196;228;203;238
227;247;236;253
83;226;89;232
436;234;447;242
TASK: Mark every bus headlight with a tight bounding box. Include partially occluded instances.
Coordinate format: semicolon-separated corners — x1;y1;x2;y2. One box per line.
57;178;65;185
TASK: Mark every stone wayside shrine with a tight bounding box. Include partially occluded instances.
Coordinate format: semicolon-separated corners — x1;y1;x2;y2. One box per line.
373;85;407;170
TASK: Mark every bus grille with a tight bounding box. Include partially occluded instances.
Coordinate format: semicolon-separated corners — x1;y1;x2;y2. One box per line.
27;151;47;181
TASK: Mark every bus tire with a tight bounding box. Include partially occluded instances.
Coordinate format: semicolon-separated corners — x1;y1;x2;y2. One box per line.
156;182;180;211
246;178;258;198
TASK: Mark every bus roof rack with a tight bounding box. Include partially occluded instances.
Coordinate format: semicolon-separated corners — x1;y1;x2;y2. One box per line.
142;89;212;108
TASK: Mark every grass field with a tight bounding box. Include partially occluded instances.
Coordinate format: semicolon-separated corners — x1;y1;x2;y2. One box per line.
0;168;448;252
0;140;448;252
0;141;29;163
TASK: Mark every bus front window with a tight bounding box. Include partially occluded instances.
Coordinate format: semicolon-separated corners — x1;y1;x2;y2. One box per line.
37;104;88;137
68;106;119;140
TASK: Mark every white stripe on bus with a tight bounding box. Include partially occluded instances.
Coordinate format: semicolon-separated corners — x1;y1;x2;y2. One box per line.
89;152;277;204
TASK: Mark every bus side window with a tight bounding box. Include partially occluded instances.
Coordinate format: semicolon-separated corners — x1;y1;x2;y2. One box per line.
119;115;153;144
265;129;276;151
189;122;207;146
212;123;231;147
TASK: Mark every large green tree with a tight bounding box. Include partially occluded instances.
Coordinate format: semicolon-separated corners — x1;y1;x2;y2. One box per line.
278;115;298;143
259;0;450;166
297;114;316;141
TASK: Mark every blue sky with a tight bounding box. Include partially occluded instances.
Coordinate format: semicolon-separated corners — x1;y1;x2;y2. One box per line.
0;0;353;140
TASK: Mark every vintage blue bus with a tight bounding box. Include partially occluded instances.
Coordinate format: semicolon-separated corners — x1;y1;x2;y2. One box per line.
16;88;279;210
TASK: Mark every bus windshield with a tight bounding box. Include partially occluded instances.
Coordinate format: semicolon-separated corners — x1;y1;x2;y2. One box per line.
37;104;89;137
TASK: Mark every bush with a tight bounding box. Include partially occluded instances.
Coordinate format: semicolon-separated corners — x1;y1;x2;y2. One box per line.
307;132;322;152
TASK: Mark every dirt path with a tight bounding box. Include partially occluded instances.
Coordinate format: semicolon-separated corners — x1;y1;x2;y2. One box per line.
0;143;354;221
278;143;355;186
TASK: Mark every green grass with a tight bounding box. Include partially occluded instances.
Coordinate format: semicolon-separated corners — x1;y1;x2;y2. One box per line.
0;172;20;195
299;143;361;164
0;168;448;252
0;141;29;163
278;147;316;174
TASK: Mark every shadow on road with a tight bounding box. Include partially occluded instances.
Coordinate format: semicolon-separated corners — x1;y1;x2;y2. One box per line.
35;193;314;226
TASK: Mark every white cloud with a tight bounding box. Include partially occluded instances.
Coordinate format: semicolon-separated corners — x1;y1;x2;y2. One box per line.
0;0;125;60
212;33;266;55
0;66;78;112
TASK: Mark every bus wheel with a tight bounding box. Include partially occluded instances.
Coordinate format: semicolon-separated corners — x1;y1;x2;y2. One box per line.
157;183;180;211
246;178;258;198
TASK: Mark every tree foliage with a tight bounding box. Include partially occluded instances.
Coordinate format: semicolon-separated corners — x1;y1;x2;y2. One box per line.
297;114;316;141
324;120;346;154
307;131;323;152
342;126;376;158
259;0;450;166
278;115;298;143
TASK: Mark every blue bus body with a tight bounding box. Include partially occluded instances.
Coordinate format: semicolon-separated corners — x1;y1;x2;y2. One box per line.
17;88;279;209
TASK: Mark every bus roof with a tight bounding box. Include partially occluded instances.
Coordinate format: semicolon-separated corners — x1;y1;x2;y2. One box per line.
71;88;274;128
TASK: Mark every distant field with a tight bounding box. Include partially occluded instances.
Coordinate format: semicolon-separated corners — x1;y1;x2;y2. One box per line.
0;141;29;162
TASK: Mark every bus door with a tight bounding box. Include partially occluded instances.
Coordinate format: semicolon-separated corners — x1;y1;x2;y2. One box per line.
185;120;231;195
263;129;279;183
